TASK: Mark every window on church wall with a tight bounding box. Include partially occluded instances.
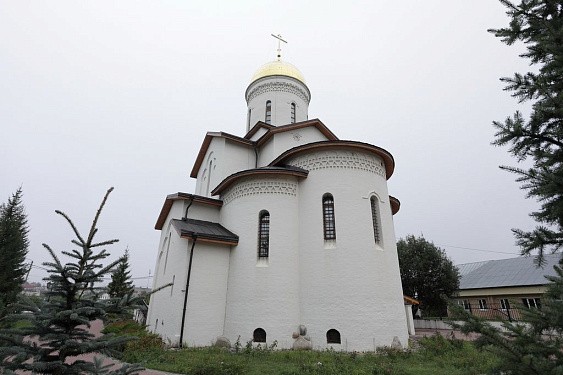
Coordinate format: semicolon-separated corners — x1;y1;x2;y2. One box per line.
290;102;296;123
265;100;272;124
206;160;213;196
258;211;270;258
370;196;382;246
163;233;171;274
322;194;336;240
247;108;252;128
253;328;266;343
326;329;341;344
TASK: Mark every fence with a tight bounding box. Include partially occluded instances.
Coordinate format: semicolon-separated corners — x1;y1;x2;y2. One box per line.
455;302;531;322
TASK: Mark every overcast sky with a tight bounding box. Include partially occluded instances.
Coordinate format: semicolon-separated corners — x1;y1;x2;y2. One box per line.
1;1;540;286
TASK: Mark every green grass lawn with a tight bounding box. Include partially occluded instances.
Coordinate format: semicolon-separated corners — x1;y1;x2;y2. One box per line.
106;321;499;375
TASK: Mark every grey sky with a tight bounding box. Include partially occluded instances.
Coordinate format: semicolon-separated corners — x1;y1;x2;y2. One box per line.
1;1;539;285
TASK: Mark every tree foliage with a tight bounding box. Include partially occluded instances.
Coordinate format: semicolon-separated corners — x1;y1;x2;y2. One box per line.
397;235;460;317
0;187;142;374
490;0;563;263
108;249;134;299
450;2;563;374
0;188;29;310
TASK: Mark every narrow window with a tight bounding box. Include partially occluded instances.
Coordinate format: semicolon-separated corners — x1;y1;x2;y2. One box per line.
258;211;270;258
322;194;336;240
206;160;213;196
265;100;272;124
370;196;382;245
163;233;171;274
326;329;341;344
155;318;158;332
523;297;541;309
290;102;296;123
253;328;266;343
247;108;252;129
478;299;488;310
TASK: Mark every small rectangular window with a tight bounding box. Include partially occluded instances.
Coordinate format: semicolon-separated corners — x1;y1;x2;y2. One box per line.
478;299;488;310
500;298;510;310
522;297;541;309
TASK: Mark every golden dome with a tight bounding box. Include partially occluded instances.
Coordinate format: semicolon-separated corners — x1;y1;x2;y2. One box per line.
250;60;306;85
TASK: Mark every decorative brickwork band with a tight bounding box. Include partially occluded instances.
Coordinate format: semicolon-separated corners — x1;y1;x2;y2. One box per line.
289;151;386;177
246;81;310;104
223;180;298;205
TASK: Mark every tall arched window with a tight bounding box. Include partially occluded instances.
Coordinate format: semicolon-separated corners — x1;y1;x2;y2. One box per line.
206;160;213;196
253;328;266;343
322;194;336;240
265;100;272;124
326;329;341;344
258;211;270;258
370;196;382;245
247;108;252;129
290;102;296;123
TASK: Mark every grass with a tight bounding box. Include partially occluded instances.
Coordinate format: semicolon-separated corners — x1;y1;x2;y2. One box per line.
106;321;500;375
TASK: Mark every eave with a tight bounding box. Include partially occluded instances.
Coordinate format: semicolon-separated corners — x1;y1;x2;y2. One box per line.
269;140;395;179
190;132;255;178
389;195;400;215
211;166;309;196
155;193;223;230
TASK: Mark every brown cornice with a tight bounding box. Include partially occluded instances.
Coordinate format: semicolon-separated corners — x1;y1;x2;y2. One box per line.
211;166;309;196
244;121;276;139
255;119;338;147
155;192;223;230
269;140;395;179
389;195;401;215
190;132;255;178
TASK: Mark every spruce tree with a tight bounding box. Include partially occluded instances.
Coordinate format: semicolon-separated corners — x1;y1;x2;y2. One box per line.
490;0;563;263
0;188;29;310
450;2;563;373
0;187;142;374
107;249;134;299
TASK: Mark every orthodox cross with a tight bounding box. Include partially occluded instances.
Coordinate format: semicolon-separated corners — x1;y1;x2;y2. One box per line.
271;33;287;60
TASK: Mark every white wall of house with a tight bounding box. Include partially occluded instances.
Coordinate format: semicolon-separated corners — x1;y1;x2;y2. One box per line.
290;149;408;351
220;175;301;349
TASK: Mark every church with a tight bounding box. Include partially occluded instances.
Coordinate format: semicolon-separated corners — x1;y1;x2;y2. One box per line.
147;46;409;351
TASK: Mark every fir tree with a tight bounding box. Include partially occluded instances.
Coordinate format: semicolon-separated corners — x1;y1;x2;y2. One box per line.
0;188;29;310
450;2;563;373
107;249;134;299
0;187;142;374
490;0;563;263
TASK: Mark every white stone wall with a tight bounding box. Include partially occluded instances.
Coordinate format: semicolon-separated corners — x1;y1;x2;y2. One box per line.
289;149;408;351
181;241;230;347
221;175;301;348
246;76;309;129
146;227;189;345
257;126;331;167
195;137;255;198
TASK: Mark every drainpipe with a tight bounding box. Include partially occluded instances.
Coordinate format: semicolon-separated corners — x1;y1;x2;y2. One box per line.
182;198;194;221
253;144;258;169
179;235;197;348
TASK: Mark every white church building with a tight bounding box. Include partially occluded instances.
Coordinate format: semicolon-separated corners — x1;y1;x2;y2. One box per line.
147;53;409;351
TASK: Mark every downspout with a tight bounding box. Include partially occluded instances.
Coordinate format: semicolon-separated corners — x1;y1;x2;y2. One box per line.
179;235;197;348
253;144;258;169
182;198;194;221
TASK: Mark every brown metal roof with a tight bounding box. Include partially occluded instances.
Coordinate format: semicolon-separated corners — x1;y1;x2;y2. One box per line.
211;166;309;196
155;193;223;230
190;132;255;178
269;140;395;179
389;195;400;215
171;218;238;246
